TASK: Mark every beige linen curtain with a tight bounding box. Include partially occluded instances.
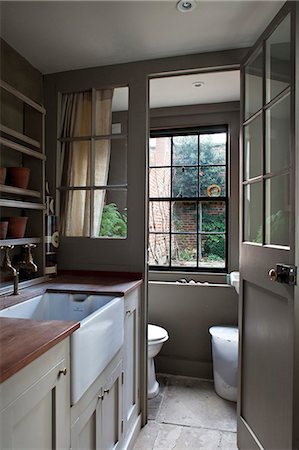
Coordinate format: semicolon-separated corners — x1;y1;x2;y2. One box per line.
59;89;113;236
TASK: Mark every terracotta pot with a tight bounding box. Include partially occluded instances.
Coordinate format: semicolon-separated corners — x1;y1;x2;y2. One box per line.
0;221;8;240
7;167;31;189
7;217;28;238
0;167;7;185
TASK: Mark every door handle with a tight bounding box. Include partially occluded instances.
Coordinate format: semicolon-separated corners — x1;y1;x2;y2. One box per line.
268;264;297;285
268;268;277;282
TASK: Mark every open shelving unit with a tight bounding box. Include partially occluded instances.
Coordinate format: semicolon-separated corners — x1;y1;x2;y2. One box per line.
0;79;47;294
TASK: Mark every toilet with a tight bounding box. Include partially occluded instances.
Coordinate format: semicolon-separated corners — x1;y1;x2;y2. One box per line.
148;324;169;398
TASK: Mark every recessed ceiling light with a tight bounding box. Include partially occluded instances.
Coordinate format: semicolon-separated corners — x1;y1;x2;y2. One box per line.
176;0;197;13
192;81;205;88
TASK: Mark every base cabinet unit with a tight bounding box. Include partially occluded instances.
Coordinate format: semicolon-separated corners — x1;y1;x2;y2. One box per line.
123;287;140;436
0;339;70;450
71;286;142;450
71;355;123;450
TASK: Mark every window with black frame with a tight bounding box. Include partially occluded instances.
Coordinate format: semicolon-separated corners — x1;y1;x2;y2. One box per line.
149;126;228;271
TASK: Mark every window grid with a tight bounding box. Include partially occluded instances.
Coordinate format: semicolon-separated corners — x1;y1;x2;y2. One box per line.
149;126;228;272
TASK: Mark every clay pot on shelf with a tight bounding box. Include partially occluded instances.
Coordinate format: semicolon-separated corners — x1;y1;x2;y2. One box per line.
0;221;8;240
0;167;7;185
7;167;31;189
7;217;28;239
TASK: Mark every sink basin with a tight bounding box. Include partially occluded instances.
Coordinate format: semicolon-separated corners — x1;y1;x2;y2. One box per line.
230;271;240;294
0;292;124;404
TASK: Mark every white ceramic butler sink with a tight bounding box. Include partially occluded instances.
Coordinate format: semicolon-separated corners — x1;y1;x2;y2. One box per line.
0;292;124;404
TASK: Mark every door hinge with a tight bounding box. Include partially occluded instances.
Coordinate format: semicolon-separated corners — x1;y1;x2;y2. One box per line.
121;370;124;385
121;419;124;434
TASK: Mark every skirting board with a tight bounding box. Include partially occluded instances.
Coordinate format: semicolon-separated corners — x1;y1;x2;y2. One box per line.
122;414;142;450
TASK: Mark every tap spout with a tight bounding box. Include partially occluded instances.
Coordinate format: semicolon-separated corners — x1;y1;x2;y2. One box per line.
1;245;19;295
17;244;38;273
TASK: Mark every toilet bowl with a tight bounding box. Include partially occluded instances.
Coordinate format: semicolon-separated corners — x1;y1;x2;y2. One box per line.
148;324;169;398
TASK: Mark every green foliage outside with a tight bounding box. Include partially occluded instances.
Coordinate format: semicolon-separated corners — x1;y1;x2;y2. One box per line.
172;135;226;198
100;203;127;238
171;133;226;264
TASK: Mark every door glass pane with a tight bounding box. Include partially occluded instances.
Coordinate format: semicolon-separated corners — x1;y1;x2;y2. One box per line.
149;233;169;266
245;47;263;120
171;234;197;267
244;182;262;243
265;174;289;246
173;135;198;165
172;202;197;232
172;167;198;197
244;115;262;180
266;94;290;174
149;137;171;167
266;14;291;103
149;201;170;233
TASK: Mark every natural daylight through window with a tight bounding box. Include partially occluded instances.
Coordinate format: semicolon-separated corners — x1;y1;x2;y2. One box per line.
149;126;228;271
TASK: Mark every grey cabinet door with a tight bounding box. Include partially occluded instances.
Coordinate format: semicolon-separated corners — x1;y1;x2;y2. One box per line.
239;3;298;449
0;341;70;450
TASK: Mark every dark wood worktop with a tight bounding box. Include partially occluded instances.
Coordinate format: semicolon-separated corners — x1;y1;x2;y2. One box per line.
0;318;79;383
0;271;143;309
0;271;143;382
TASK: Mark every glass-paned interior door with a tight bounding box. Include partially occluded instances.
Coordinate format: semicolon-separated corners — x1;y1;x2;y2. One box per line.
243;13;291;248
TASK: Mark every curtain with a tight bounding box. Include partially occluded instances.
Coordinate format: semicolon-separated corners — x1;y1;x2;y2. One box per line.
59;89;113;236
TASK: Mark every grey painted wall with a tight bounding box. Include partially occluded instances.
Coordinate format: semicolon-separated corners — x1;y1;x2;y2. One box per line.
147;102;240;378
0;39;43;103
43;48;248;274
149;282;238;379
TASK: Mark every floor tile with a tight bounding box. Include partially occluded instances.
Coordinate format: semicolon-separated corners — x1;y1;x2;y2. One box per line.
156;377;237;432
133;421;224;450
219;431;238;449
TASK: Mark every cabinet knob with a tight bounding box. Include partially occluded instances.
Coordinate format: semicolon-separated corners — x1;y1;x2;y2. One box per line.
58;368;67;376
104;389;110;395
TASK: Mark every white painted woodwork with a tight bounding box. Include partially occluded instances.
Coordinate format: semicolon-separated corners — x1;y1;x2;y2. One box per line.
123;287;140;435
0;339;70;450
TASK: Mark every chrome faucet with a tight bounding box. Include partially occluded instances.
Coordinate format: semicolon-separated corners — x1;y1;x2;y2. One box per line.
0;245;19;295
17;244;38;273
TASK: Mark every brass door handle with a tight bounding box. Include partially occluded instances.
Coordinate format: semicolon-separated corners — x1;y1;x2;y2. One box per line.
58;368;67;376
268;268;277;282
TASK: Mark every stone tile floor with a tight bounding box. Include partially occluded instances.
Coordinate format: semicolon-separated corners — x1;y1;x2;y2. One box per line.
134;374;237;450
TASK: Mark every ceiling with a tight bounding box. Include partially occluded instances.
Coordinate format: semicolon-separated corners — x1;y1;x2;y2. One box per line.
0;1;284;75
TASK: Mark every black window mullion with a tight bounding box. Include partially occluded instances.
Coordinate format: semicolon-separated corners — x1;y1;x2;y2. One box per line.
169;137;173;268
149;128;228;272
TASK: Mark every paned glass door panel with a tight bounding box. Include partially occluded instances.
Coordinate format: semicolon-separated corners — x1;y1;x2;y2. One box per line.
244;182;262;244
244;47;263;120
265;174;290;246
266;14;291;103
265;93;290;174
244;115;263;180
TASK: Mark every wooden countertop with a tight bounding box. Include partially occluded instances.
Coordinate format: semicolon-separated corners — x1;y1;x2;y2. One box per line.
0;318;79;383
0;271;143;309
0;271;143;382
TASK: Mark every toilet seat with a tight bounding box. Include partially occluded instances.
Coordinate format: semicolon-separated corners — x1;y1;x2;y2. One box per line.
148;324;169;343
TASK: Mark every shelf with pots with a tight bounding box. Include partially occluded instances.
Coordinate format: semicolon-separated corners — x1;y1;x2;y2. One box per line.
0;79;47;295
